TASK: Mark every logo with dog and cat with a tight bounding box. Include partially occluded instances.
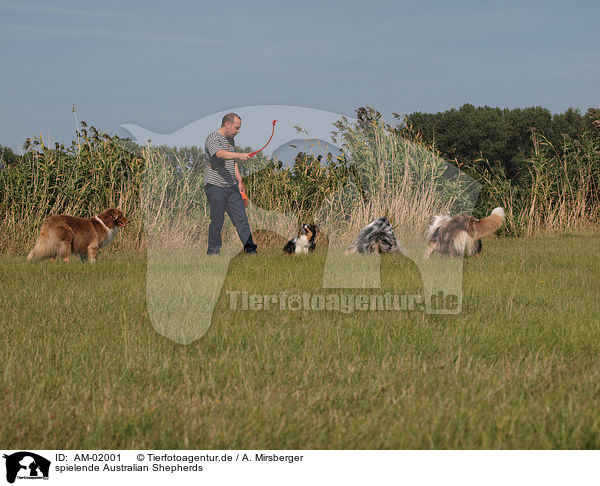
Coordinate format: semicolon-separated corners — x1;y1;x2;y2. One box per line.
3;452;51;483
122;105;481;344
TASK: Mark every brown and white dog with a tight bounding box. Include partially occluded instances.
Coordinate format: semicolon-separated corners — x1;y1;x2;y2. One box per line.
425;207;505;258
27;208;128;263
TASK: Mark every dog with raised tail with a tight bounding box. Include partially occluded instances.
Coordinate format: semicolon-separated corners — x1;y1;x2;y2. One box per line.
425;207;505;258
27;208;128;263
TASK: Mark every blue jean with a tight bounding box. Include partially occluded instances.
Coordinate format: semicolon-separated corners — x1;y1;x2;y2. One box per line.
204;183;257;254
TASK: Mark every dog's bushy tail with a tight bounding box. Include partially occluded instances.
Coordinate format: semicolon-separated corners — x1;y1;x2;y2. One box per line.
468;207;506;240
27;229;58;262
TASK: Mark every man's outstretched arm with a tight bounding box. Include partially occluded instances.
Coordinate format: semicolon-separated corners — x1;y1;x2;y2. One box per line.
215;149;250;161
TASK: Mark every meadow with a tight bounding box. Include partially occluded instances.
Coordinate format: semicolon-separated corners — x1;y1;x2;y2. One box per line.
1;233;599;449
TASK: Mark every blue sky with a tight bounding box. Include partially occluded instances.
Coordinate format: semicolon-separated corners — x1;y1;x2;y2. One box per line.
0;0;598;152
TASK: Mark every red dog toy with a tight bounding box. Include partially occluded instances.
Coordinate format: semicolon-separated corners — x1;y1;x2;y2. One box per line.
241;119;277;207
248;119;277;158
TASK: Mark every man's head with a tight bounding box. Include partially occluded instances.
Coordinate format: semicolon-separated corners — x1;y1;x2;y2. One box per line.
220;113;241;138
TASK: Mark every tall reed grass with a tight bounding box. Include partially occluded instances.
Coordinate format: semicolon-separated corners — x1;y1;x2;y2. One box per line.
321;115;479;240
1;116;598;255
469;130;600;236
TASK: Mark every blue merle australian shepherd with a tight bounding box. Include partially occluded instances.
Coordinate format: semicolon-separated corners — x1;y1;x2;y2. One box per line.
345;217;403;254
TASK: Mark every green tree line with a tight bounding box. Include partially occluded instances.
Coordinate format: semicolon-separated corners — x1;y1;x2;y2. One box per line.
398;104;599;180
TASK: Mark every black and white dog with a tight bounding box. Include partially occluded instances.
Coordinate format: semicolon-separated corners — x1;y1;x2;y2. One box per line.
346;217;403;254
284;224;318;254
425;207;505;258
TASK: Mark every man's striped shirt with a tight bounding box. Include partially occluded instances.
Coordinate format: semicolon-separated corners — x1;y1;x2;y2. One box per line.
204;131;237;187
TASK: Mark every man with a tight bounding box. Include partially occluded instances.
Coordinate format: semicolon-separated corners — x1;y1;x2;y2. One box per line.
204;113;257;255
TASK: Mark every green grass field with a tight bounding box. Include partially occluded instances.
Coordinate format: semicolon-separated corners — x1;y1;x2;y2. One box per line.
1;234;599;449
